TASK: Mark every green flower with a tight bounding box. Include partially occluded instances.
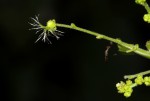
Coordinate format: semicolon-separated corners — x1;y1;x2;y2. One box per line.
29;15;63;44
126;80;133;85
116;80;133;98
143;14;150;23
124;92;132;98
134;75;144;85
144;76;150;86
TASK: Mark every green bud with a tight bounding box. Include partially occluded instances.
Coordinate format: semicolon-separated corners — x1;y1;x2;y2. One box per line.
135;75;143;85
124;92;132;98
46;19;56;30
124;85;133;93
126;80;133;86
144;76;150;86
143;14;150;23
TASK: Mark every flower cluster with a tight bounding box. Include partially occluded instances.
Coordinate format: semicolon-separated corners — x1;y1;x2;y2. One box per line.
116;80;133;98
116;75;150;98
29;15;63;44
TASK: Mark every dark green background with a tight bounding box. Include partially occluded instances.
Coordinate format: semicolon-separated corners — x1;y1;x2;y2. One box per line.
0;0;150;101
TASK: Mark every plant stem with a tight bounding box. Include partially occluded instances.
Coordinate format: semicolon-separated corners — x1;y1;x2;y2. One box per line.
56;23;150;59
143;2;150;13
124;70;150;79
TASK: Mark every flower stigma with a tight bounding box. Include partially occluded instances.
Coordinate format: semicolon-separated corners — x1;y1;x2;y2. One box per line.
29;15;64;44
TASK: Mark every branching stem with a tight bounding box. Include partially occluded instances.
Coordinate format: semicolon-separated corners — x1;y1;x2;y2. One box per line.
56;23;150;59
124;70;150;79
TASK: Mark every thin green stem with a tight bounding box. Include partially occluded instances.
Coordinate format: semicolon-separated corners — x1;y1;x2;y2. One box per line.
143;2;150;13
124;70;150;79
56;23;150;59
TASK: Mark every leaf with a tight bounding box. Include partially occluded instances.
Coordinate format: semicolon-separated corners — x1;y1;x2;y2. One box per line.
118;45;128;52
117;44;134;55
